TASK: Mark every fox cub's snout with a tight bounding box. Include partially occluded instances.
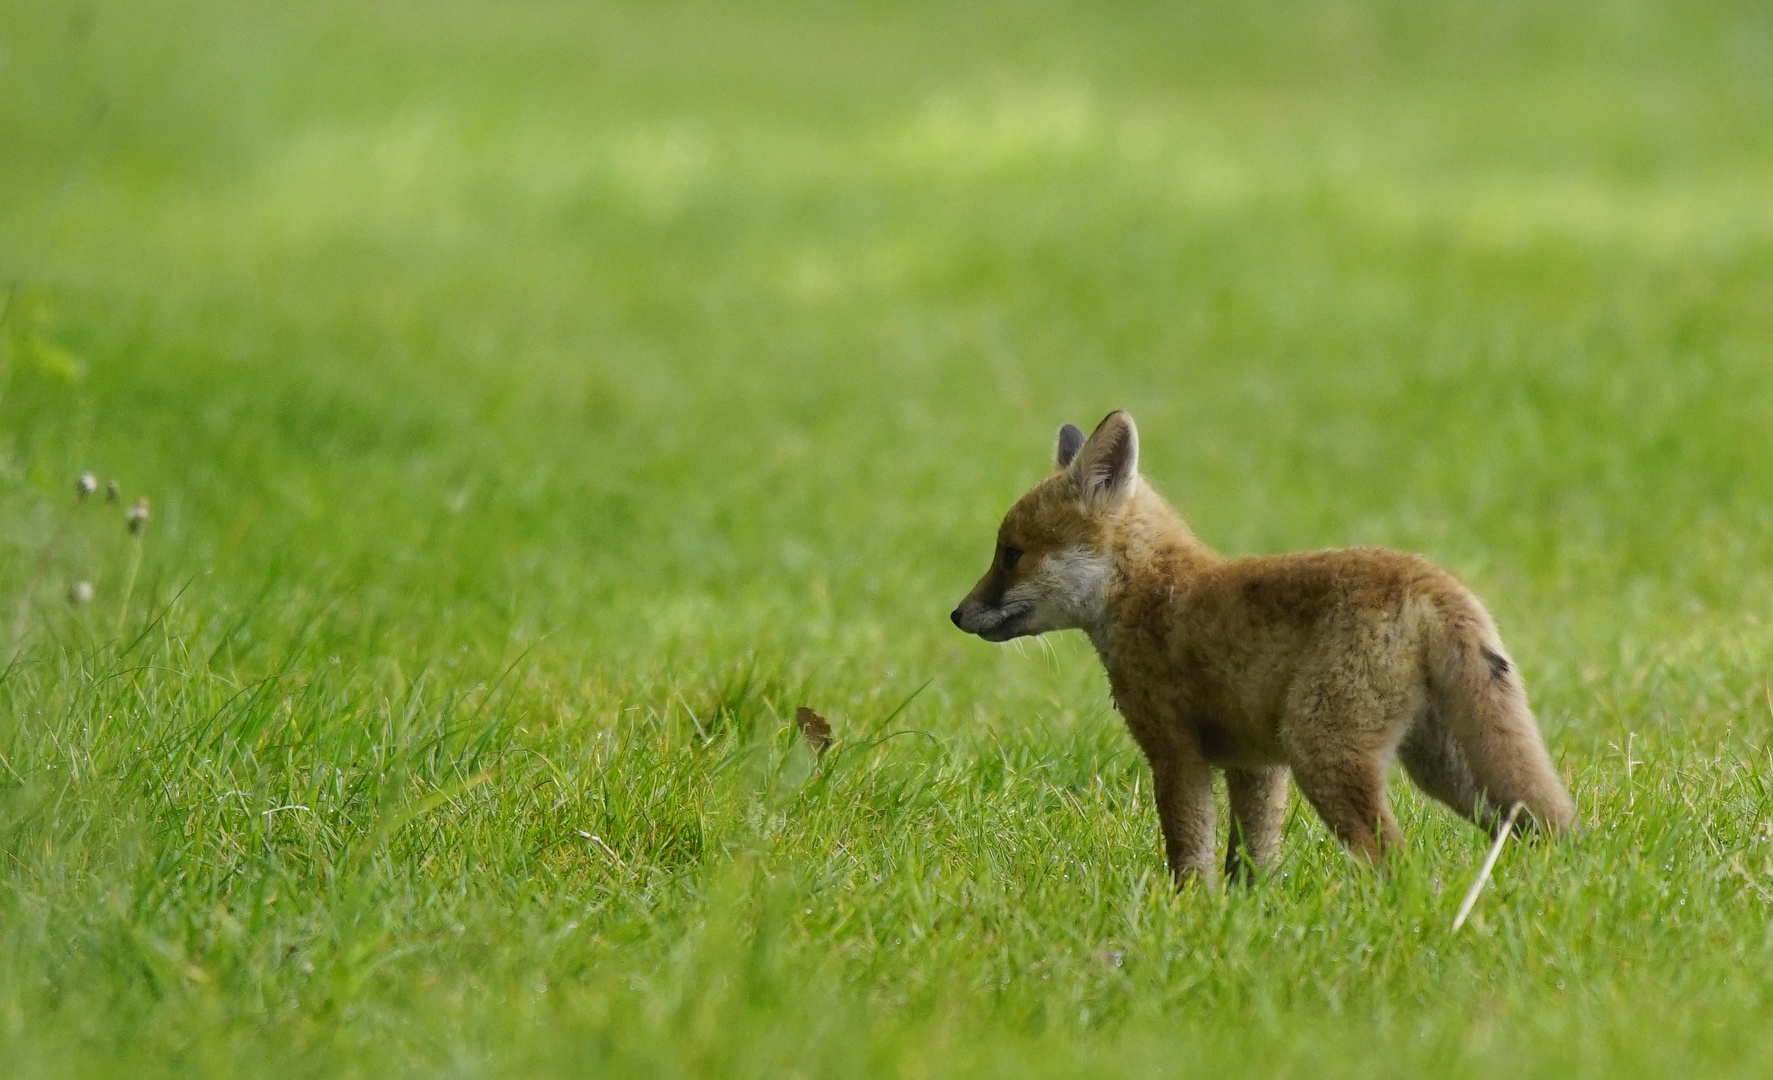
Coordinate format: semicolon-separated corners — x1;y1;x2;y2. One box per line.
951;411;1575;887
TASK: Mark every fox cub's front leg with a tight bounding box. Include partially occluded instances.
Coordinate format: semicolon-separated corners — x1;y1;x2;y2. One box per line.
1149;752;1216;886
1224;767;1289;884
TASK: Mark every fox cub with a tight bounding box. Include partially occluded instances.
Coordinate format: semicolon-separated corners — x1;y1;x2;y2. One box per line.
951;411;1575;886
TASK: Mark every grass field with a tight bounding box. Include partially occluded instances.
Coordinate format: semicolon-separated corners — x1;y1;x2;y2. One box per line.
4;1;1773;1075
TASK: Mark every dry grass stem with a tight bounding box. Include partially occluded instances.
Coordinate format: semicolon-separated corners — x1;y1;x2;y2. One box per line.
1452;802;1525;933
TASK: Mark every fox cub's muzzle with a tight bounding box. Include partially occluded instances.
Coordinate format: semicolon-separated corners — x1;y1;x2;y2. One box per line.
950;568;1036;642
950;597;1033;642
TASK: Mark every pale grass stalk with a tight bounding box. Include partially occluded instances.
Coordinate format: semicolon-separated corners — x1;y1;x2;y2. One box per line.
117;498;150;635
115;536;143;636
1452;801;1524;933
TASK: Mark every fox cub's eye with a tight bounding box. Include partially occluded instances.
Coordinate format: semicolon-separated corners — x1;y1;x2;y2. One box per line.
1001;547;1023;571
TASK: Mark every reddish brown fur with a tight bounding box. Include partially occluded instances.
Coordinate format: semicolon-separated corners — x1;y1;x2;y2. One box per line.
952;412;1576;887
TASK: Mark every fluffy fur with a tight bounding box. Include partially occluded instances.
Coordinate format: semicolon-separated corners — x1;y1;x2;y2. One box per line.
951;411;1576;886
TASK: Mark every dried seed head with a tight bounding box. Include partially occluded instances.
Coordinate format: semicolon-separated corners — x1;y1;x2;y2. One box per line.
105;480;120;504
68;580;94;606
126;497;151;535
77;473;97;499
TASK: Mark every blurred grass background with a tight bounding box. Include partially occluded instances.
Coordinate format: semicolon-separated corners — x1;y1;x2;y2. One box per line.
3;1;1773;1076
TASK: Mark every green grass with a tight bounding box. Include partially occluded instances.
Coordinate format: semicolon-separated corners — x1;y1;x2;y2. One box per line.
3;0;1773;1075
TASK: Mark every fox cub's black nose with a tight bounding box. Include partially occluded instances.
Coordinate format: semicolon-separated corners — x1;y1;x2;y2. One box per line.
950;609;964;628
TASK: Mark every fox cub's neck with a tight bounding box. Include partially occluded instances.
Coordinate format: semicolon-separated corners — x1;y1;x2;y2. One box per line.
1089;483;1217;649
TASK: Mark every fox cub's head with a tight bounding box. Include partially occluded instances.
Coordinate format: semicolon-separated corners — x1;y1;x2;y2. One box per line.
950;411;1139;642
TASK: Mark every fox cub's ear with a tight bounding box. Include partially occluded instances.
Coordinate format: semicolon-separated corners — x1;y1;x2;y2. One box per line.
1054;423;1086;469
1070;411;1139;504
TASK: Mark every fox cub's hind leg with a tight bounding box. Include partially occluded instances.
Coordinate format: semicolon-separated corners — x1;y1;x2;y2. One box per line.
1398;712;1486;826
1224;767;1289;884
1286;746;1403;865
1282;675;1413;865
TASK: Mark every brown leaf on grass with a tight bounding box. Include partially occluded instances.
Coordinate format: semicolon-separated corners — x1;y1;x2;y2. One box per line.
795;706;832;757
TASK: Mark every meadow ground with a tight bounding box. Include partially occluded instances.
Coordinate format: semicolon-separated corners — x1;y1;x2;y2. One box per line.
3;1;1773;1076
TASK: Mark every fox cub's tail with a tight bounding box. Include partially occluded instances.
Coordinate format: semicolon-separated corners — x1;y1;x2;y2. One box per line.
1409;595;1576;836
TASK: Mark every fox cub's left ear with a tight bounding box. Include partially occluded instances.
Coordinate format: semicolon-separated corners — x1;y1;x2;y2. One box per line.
1054;423;1086;469
1070;410;1139;505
